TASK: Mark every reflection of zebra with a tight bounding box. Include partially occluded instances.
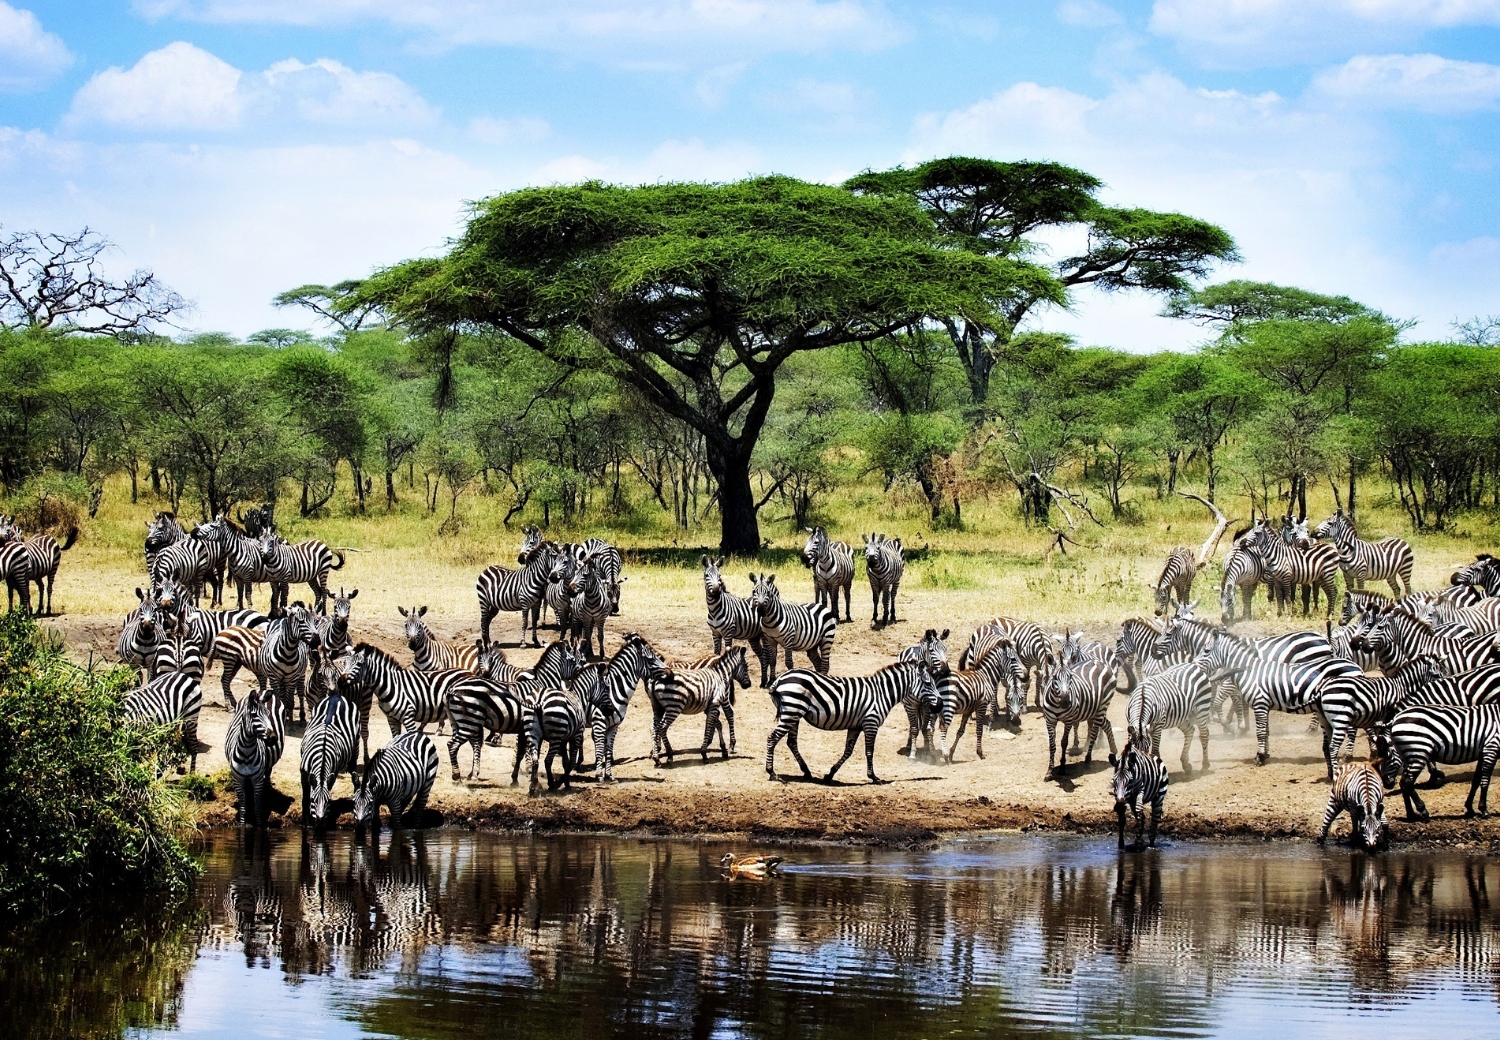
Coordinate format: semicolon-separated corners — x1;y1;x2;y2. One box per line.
749;573;834;685
226;688;286;826
256;532;344;615
647;646;750;765
1314;509;1414;598
801;526;854;622
1152;547;1196;617
862;533;904;627
355;732;438;833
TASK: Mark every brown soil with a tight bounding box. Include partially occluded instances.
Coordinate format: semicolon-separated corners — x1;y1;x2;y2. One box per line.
52;596;1500;851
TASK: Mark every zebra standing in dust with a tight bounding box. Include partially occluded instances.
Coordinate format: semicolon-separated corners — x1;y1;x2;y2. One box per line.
0;538;33;613
1349;602;1500;676
1218;538;1267;625
1317;656;1446;782
1152;547;1196;617
579;537;624;615
256;531;345;616
567;550;616;659
525;685;590;795
255;603;321;725
1243;518;1338;618
1382;703;1500;821
1112;738;1169;850
117;587;167;680
700;556;768;667
749;573;835;686
962;617;1058;711
936;641;1025;764
191;515;282;610
576;632;665;782
1126;658;1214;775
765;660;938;784
1314;509;1415;599
300;683;361;829
226;687;286;827
124;632;207;773
1042;643;1123;778
862;533;904;627
1318;762;1387;849
339;643;455;737
401;605;480;672
444;672;535;784
306;588;356;707
0;520;77;616
646;645;751;765
477;539;554;646
898;628;951;757
354;731;438;834
801;526;854;623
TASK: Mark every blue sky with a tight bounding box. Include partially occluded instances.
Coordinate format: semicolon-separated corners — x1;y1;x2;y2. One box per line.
2;1;1498;349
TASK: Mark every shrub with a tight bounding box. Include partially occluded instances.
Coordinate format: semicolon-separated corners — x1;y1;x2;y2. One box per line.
5;470;89;536
0;613;198;918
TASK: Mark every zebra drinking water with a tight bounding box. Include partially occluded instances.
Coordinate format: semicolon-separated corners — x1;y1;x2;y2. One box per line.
354;732;438;834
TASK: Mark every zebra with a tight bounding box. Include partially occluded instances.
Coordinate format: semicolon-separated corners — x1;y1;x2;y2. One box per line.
339;642;455;737
255;603;321;725
933;641;1017;764
1431;597;1500;639
0;522;77;615
1339;588;1394;626
180;603;269;662
354;731;438;834
545;544;581;635
143;511;187;573
1381;704;1500;821
801;526;854;622
765;660;938;784
646;645;751;765
1401;662;1500;709
962;617;1057;711
525;687;589;795
700;556;769;670
576;632;665;782
1318;655;1446;782
579;537;624;615
1116;617;1174;680
207;624;266;706
148;534;217;608
1218;538;1266;625
1327;617;1382;673
400;605;480;673
124;633;207;773
307;588;356;706
1318;762;1388;850
477;540;554;647
898;628;952;757
300;686;361;830
0;539;33;614
862;533;904;627
192;515;283;610
1112;738;1169;850
1242;517;1338;618
1452;554;1500;597
1152;546;1196;617
256;531;344;616
225;686;286;827
567;549;617;659
1043;644;1123;777
117;586;166;680
1126;659;1213;775
444;642;583;785
1348;602;1500;676
1314;509;1415;599
749;573;835;686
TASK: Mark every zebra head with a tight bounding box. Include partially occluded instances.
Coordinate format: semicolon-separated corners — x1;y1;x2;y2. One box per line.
398;605;430;652
285;602;322;648
518;524;545;564
981;642;1026;727
243;687;274;745
1452;554;1500;597
308;782;333;830
1369;726;1400;790
748;573;780;616
622;632;668;683
556;639;585;683
549;545;578;588
800;526;827;568
476;639;508;679
352;773;377;832
330;587;357;629
701;556;728;599
1347;605;1390;653
334;646;366;688
255;529;287;566
133;586;161;640
1314;509;1352;543
0;516;23;545
567;553;603;598
155;579;188;631
313;651;343;699
911;628;951;679
144;512;183;554
192;515;227;550
236;502;275;539
724;645;751;689
1282;515;1316;550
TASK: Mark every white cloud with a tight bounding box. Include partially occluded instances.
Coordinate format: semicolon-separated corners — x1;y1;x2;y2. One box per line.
134;0;900;67
1314;53;1500;112
1150;0;1500;66
1057;0;1124;28
0;2;72;91
468;115;551;145
532;138;763;185
66;43;435;132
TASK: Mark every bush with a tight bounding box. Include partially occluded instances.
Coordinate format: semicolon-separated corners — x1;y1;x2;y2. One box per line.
5;471;88;535
0;613;198;918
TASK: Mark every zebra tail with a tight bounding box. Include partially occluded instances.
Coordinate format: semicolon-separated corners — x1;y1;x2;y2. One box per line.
60;527;79;552
330;550;347;571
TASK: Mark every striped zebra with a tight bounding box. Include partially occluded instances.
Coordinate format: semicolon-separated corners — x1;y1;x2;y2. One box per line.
1431;597;1500;639
1318;762;1388;849
1349;602;1500;676
1217;539;1266;625
1327;618;1382;673
444;641;582;784
525;688;589;794
300;687;361;829
207;624;266;706
765;660;938;784
400;605;479;672
0;539;33;614
938;641;1026;764
1382;704;1500;821
124;633;207;773
354;731;438;833
749;573;835;685
1152;546;1196;617
1318;655;1446;782
1242;517;1338;618
567;549;617;659
579;537;624;615
117;586;167;680
898;627;951;756
1043;645;1122;777
143;511;187;573
700;556;768;670
477;540;555;647
225;687;286;827
646;645;751;765
1401;662;1500;709
307;588;356;706
1112;738;1169;850
340;642;454;737
0;522;76;616
148;534;217;608
181;604;269;662
1126;659;1213;774
545;545;580;634
862;533;904;627
1314;509;1415;599
256;531;344;616
801;526;854;623
192;515;282;610
1340;588;1394;625
962;617;1057;711
1452;554;1500;597
575;632;665;781
255;603;321;725
1116;617;1174;679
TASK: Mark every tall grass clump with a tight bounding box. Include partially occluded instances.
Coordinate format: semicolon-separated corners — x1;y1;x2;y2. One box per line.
0;613;198;918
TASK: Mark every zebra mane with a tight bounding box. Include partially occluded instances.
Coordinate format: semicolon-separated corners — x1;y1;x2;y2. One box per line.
352;641;406;669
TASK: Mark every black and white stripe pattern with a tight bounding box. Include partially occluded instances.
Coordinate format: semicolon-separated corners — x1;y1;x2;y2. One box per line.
340;642;454;737
1153;547;1196;617
149;536;216;608
1349;602;1500;675
444;673;538;784
307;588;356;706
1125;659;1213;775
1116;617;1174;679
802;526;854;623
354;731;438;832
1319;762;1387;849
898;628;951;756
255;603;320;725
1314;509;1415;599
0;539;34;614
524;687;589;795
646;645;750;765
937;641;1025;764
1217;539;1266;625
206;624;265;706
1112;738;1168;850
300;687;361;829
477;541;554;647
1042;645;1122;777
117;586;166;680
579;537;623;615
1383;704;1500;821
862;533;904;627
400;605;479;673
192;515;282;610
0;521;76;616
700;556;769;673
749;572;835;685
1451;554;1500;597
225;687;286;827
567;549;616;659
256;532;345;616
124;632;207;773
1242;517;1339;618
545;545;580;634
765;660;937;784
576;632;665;781
962;617;1057;710
1318;655;1445;781
143;511;187;574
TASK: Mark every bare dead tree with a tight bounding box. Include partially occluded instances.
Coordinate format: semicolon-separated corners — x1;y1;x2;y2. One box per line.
0;227;185;334
1177;489;1234;568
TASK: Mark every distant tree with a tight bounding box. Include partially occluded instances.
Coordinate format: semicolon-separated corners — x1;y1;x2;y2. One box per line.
1164;280;1372;333
0;227;184;334
273;281;385;332
1452;314;1500;347
247;328;314;349
1141;354;1261;504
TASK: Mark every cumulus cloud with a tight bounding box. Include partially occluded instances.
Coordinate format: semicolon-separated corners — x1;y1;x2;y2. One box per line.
0;2;72;91
1314;53;1500;112
66;43;435;132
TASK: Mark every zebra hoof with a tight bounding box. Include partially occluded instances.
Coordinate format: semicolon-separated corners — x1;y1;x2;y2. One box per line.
1255;754;1268;766
1108;754;1117;767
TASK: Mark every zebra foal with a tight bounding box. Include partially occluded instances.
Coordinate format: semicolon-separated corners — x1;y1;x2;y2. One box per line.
1112;738;1169;850
1318;762;1387;850
647;645;750;765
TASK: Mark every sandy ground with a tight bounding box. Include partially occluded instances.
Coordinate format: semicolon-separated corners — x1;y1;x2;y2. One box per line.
51;576;1500;850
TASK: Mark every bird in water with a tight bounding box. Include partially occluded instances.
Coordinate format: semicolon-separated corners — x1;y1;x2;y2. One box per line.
720;853;783;878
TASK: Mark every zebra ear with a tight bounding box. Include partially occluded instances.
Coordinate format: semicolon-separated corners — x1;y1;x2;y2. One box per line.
701;554;710;568
617;576;628;583
418;605;427;617
398;606;408;617
940;629;950;640
804;527;813;534
767;574;776;584
348;589;358;599
893;538;901;552
135;586;145;601
715;557;724;568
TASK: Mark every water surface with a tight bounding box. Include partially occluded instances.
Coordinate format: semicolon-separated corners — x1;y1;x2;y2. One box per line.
5;831;1499;1039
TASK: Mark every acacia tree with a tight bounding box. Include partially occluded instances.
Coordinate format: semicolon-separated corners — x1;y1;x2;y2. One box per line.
843;158;1239;407
351;175;1052;554
0;227;184;334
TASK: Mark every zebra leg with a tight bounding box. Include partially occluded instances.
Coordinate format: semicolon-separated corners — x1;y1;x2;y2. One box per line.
1083;719;1100;763
1401;765;1430;822
481;607;495;647
863;725;884;784
724;702;736;757
784;719;813;779
751;636;773;688
1099;717;1118;766
1197;724;1210;772
1254;706;1271;765
661;710;681;761
511;735;527;786
232;773;248;825
953;711;972;761
973;709;984;760
842;581;852;623
712;630;724;655
650;705;666;765
604;726;620;782
221;659;239;708
448;730;464;782
700;707;719;761
1045;718;1058;778
825;728;861;783
900;697;919;756
766;723;787;780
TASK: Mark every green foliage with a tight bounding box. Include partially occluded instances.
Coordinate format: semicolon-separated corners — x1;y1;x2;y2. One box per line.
0;613;198;919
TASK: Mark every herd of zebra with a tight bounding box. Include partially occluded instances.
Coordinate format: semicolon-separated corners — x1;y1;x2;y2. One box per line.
71;503;1500;853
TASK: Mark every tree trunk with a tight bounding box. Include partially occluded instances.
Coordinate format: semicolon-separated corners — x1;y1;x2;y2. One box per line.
712;450;761;556
386;469;397;508
1347;459;1357;520
1205;448;1216;503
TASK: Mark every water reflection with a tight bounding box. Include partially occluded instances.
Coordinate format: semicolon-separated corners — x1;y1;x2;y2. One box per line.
6;833;1500;1039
